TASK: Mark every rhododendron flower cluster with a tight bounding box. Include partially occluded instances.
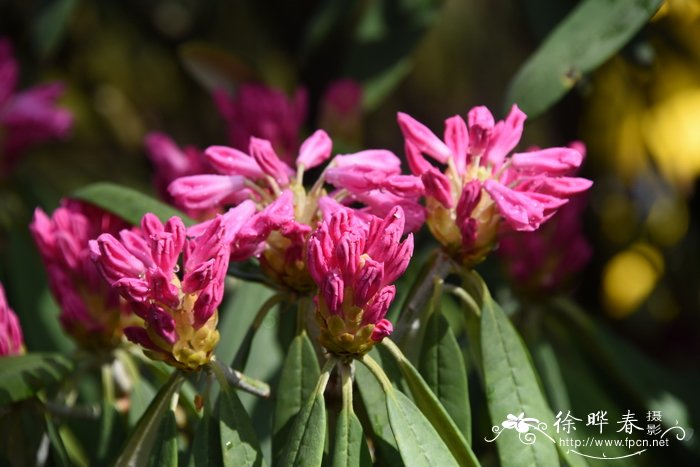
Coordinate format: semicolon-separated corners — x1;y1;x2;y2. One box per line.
398;104;592;266
0;38;72;173
169;129;424;293
31;201;131;349
90;202;254;370
307;206;413;358
213;83;307;166
0;282;24;356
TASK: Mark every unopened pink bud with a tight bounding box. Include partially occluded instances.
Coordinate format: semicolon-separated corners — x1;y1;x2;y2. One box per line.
297;129;332;170
370;319;393;342
444;115;469;173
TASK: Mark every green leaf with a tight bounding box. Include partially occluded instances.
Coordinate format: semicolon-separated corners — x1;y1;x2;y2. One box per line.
354;359;402;465
386;389;459;467
280;362;334;467
333;407;371;467
505;0;663;118
218;280;275;367
72;182;195;226
189;407;224;467
32;0;78;57
148;410;178;467
114;371;184;467
0;353;74;405
480;296;560;467
217;378;266;467
273;333;321;463
419;311;471;443
382;340;479;467
128;376;158;429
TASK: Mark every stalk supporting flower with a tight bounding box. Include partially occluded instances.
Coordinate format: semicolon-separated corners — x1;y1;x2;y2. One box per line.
0;282;24;356
307;206;413;358
398;104;592;267
31;200;131;349
91;202;255;370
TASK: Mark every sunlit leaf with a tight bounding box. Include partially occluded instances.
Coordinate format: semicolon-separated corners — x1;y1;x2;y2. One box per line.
386;389;459;467
217;378;266;467
480;296;562;467
147;410;178;467
332;406;371;467
114;372;184;467
505;0;663;117
72;182;194;227
280;366;333;467
273;333;320;463
0;353;74;405
382;340;479;467
419;311;471;443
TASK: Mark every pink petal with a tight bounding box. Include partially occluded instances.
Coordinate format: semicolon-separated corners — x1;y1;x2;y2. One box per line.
297;129;332;170
484;104;526;166
511;147;584;175
422;168;453;208
444;115;469;173
168;174;246;210
397;112;452;163
204;145;264;178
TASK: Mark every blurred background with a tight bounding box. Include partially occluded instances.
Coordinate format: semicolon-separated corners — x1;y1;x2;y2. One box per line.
0;0;698;459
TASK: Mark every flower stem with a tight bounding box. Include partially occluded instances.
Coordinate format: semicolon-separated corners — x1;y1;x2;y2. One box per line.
339;361;354;414
358;354;393;394
393;249;454;347
210;358;271;398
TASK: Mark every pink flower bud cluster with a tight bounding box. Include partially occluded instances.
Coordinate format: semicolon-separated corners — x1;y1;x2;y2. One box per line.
307;206;413;357
398;104;592;266
31;201;131;349
90;202;255;370
0;282;24;356
0;38;72;174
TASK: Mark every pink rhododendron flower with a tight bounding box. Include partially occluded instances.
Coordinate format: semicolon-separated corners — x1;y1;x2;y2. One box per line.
213;83;307;166
144;132;213;217
90;202;255;370
0;282;24;356
307;206;413;357
169;129;423;293
0;38;72;174
398;104;592;266
499;142;592;293
31;201;132;349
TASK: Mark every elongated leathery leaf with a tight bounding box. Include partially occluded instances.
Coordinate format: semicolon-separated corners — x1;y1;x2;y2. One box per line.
419;310;471;443
481;296;563;467
114;371;184;467
0;353;74;405
147;410;178;467
381;340;480;467
386;389;460;467
280;360;335;467
72;182;195;226
273;333;321;463
505;0;663;118
217;376;266;467
333;408;371;467
354;359;402;465
188;407;223;467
